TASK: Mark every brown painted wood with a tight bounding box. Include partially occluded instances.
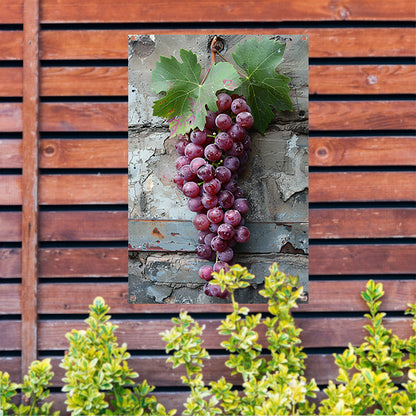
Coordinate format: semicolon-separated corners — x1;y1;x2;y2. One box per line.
40;67;127;96
39;29;416;60
39;103;126;132
0;103;22;132
310;65;416;95
0;139;22;168
0;321;21;350
36;279;416;314
21;0;40;375
0;68;22;96
310;101;416;130
39;139;127;168
36;317;413;351
310;208;416;239
0;31;23;60
39;0;415;23
0;284;21;314
310;244;416;275
0;212;21;241
310;172;416;202
0;0;23;24
0;249;21;279
309;137;416;166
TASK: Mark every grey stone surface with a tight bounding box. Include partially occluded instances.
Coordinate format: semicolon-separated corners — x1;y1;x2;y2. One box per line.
128;34;309;304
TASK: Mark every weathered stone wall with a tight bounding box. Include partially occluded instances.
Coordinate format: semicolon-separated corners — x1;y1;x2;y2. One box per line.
128;34;308;304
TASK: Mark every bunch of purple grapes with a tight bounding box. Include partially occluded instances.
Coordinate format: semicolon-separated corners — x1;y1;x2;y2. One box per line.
173;93;253;298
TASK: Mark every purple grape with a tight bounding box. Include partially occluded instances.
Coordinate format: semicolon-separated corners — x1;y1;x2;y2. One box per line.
236;111;254;128
231;98;248;114
173;173;184;188
190;157;206;173
238;151;249;166
179;165;196;182
218;190;235;209
228;123;246;142
196;244;212;260
223;178;238;193
242;134;252;151
182;181;200;198
213;261;230;273
197;164;215;182
216;93;232;112
215;166;232;183
233;187;243;198
215;132;233;151
215;113;232;130
193;213;210;231
190;129;207;145
227;141;244;157
201;193;218;209
204;232;216;247
205;110;216;129
218;247;234;262
227;237;237;248
207;207;224;224
175;138;189;155
188;196;203;212
176;156;191;171
217;223;235;240
185;142;204;159
209;222;220;233
211;236;227;252
197;230;209;244
199;265;213;281
204;144;222;162
203;178;222;195
223;156;240;172
233;198;249;214
234;225;250;243
224;209;241;227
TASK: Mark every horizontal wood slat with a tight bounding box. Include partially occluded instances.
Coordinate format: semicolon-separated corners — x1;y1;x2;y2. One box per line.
40;67;128;96
0;0;23;24
1;172;414;206
0;68;22;96
0;139;21;168
0;284;20;314
35;317;413;351
38;0;415;23
0;31;23;60
0;174;127;205
310;65;416;95
35;280;416;314
309;101;416;130
2;208;415;242
0;321;20;350
2;102;415;132
310;244;416;274
1;245;414;278
309;137;416;166
310;208;416;239
39;29;416;60
309;172;416;202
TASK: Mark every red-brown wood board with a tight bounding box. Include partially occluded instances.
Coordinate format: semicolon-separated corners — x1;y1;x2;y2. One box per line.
0;1;415;414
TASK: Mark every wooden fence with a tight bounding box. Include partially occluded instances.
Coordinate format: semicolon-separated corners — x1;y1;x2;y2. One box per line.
0;0;415;413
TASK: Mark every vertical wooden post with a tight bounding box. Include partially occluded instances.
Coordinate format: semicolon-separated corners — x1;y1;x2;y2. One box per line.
21;0;40;376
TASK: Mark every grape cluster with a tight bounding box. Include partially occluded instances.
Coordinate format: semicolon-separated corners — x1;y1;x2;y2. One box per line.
173;93;253;298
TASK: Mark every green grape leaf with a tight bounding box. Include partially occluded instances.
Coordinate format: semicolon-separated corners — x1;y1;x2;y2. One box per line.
151;49;241;136
233;37;293;134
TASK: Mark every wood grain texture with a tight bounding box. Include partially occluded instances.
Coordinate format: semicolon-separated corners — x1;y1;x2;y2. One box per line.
39;139;128;168
310;244;416;275
39;28;416;60
310;101;416;130
0;68;22;96
39;103;127;132
0;284;20;314
0;139;21;168
0;321;21;350
309;137;416;166
310;65;416;95
0;31;23;60
1;245;414;278
36;280;416;314
0;0;23;23
310;208;416;239
36;317;413;351
40;67;127;96
39;0;415;23
0;103;22;132
309;172;416;202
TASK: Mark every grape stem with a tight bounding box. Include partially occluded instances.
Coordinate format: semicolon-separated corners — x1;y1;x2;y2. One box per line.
200;37;218;85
